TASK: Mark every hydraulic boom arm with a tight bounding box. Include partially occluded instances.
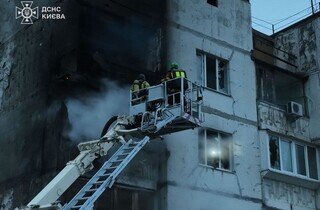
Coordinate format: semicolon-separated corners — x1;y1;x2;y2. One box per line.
17;116;133;210
17;77;203;210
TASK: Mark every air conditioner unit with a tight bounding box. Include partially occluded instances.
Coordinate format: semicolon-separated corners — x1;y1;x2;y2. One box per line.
287;101;303;117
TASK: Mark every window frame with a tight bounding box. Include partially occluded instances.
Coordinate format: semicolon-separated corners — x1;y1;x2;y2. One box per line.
295;143;307;176
198;128;233;172
307;146;318;179
268;135;319;180
197;51;230;95
279;138;293;172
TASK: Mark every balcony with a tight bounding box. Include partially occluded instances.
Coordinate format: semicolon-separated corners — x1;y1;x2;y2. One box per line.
252;30;298;73
257;101;309;141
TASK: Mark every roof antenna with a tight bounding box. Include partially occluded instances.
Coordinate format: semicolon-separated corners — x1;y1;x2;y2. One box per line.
310;0;315;14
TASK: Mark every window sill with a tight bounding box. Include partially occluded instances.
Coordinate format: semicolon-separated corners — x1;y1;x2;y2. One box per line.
261;168;320;189
203;86;231;98
199;163;234;174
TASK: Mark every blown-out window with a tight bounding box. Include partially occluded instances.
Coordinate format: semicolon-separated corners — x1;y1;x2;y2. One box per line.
269;135;319;180
256;65;306;115
199;129;232;171
197;51;229;94
94;187;155;210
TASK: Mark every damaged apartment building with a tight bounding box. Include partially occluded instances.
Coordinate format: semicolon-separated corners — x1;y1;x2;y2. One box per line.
0;0;320;209
252;10;320;209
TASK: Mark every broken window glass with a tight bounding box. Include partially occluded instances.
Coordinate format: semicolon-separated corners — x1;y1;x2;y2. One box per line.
218;61;227;93
307;146;318;179
280;140;292;172
197;51;229;94
262;69;276;103
196;53;204;85
206;56;216;90
268;135;319;180
256;64;305;113
295;144;306;176
269;136;280;170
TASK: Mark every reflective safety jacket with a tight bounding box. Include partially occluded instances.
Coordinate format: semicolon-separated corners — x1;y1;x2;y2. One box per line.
163;69;188;91
130;80;150;92
163;69;187;81
170;70;187;79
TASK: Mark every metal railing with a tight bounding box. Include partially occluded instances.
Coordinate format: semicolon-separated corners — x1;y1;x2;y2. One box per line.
130;77;203;120
252;3;320;35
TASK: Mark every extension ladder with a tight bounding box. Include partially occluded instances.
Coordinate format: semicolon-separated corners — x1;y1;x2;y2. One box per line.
62;137;150;210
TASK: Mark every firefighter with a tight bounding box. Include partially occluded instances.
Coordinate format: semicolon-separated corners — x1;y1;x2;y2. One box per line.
162;62;187;82
131;74;150;103
131;74;150;91
162;62;188;106
161;62;188;92
162;62;187;83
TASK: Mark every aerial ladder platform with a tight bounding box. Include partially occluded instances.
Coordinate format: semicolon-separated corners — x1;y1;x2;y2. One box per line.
16;77;203;210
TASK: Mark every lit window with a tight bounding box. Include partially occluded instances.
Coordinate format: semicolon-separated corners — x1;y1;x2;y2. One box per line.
197;52;229;94
268;135;318;180
199;129;232;170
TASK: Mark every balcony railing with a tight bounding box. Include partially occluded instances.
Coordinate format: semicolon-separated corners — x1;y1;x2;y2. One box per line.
257;100;310;140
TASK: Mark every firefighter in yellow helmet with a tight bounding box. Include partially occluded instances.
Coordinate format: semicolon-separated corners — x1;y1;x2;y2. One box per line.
131;74;150;91
162;62;187;88
162;62;188;105
162;62;179;82
131;74;150;102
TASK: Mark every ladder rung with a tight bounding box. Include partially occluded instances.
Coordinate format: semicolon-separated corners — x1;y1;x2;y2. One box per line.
94;181;106;185
64;137;149;210
117;154;129;158
108;166;118;169
112;159;125;162
121;150;133;154
77;196;90;201
100;173;112;176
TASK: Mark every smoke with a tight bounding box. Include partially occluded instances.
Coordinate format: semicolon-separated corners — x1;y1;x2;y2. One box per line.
0;189;13;210
66;79;129;142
